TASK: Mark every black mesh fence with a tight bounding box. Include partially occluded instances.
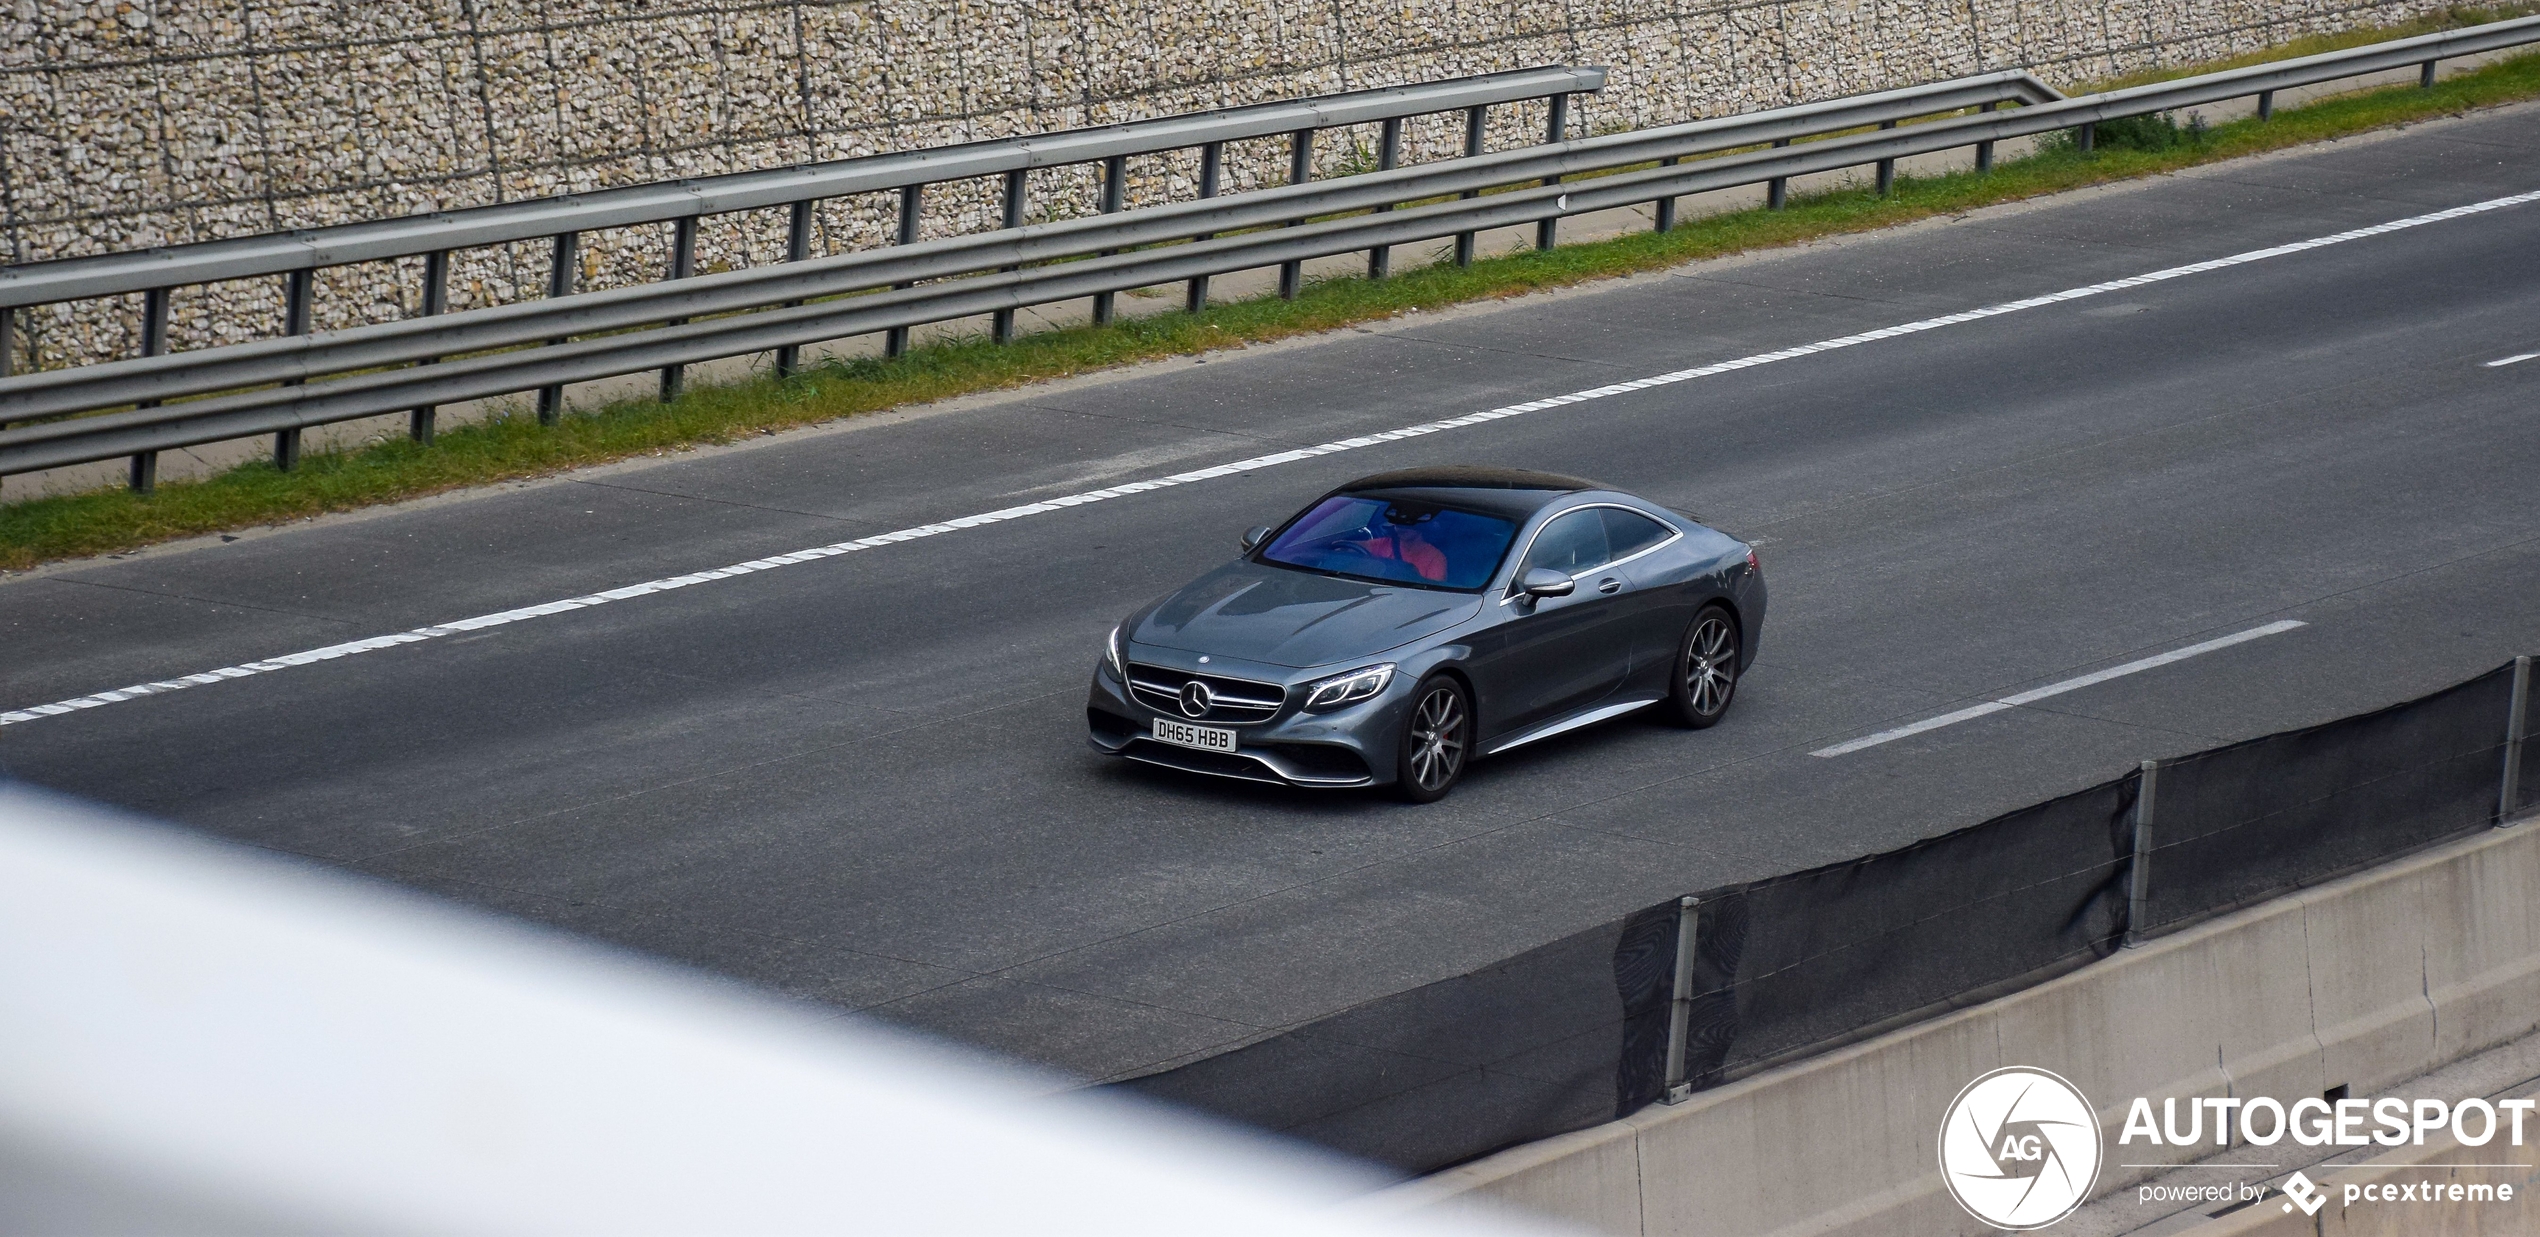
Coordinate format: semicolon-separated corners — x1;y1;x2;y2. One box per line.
1117;658;2534;1176
2138;664;2517;935
1683;777;2136;1084
1116;902;1680;1173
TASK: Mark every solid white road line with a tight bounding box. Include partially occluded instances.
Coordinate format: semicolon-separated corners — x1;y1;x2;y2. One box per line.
2485;352;2538;367
1808;620;2308;758
8;186;2537;729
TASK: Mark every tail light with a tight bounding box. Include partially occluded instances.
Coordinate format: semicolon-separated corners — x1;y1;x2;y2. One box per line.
1745;548;1761;573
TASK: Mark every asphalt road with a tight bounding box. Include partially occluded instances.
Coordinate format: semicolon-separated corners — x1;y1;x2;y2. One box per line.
6;106;2538;1086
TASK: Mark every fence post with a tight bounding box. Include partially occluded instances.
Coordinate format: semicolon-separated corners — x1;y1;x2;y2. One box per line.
410;250;448;442
1653;155;1679;231
774;201;814;374
994;170;1028;343
1091;157;1128;325
2503;656;2532;825
1535;93;1569;252
2257;90;2275;121
1875;118;1898;195
2126;759;2159;948
1454;105;1487;266
658;220;697;401
535;231;576;424
1279;129;1314;299
2077;121;2096;152
1768;137;1790;209
1976;100;1997;173
275;267;312;471
1660;895;1700;1104
128;285;169;493
1184;143;1221;313
886;185;923;355
2421;59;2438;88
1366;117;1402;279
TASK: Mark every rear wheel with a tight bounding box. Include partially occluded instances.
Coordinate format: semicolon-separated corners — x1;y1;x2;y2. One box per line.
1664;605;1741;729
1393;675;1471;803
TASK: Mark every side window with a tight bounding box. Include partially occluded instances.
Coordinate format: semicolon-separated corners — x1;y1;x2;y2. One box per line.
1519;508;1611;579
1600;508;1674;561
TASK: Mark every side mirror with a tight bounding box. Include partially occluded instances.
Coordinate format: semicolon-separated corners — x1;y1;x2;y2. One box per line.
1241;525;1272;553
1519;567;1576;599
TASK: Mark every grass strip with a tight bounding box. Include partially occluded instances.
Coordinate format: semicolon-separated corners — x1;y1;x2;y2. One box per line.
8;41;2540;572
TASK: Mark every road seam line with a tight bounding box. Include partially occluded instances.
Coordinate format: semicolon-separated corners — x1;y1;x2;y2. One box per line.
8;187;2536;728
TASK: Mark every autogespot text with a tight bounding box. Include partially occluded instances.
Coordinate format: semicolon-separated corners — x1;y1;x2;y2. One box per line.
2119;1094;2537;1150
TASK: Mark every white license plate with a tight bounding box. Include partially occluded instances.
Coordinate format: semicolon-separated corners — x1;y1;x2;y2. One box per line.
1151;717;1238;753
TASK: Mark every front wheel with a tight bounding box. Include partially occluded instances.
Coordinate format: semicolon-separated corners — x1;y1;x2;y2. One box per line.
1663;605;1741;729
1393;675;1471;803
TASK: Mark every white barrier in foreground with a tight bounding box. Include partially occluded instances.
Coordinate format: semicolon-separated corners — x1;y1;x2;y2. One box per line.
0;786;1565;1236
1379;814;2540;1237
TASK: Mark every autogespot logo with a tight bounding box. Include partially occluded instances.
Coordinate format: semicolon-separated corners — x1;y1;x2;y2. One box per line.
1940;1067;2105;1230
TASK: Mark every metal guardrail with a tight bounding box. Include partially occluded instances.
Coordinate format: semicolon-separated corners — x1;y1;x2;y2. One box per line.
4;13;2536;485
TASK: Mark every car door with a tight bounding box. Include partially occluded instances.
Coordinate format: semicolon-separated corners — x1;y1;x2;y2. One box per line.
1472;506;1637;741
1599;506;1695;688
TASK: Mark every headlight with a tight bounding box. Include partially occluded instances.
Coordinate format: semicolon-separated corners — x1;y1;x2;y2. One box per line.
1104;625;1126;678
1301;663;1395;712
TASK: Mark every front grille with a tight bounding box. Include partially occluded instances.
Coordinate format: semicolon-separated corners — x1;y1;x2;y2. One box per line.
1126;663;1287;724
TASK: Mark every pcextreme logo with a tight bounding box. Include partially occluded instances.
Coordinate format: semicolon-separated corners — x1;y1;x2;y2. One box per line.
1939;1067;2105;1230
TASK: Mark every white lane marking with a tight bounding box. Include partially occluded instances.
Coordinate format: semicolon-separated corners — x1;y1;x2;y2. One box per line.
9;186;2537;729
2486;352;2538;367
1809;620;2307;758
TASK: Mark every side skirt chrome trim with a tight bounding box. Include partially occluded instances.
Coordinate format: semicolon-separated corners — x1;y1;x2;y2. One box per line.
1485;696;1664;756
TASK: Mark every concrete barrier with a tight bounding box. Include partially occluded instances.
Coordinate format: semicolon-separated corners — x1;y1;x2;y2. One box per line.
1377;816;2540;1237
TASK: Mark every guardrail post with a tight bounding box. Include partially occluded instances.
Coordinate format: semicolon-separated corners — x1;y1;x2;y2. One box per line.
886;186;923;356
1875;119;1898;195
1659;895;1700;1104
1535;93;1569;251
1093;155;1128;324
994;170;1028;343
1366;117;1403;279
1768;137;1790;209
1975;100;1998;173
1653;155;1679;231
2076;120;2096;152
1184;143;1222;312
1279;129;1314;299
658;220;697;401
275;267;312;471
409;250;448;442
776;201;815;373
2125;759;2159;947
2257;90;2275;121
1454;105;1487;266
2421;59;2439;88
127;285;169;493
535;231;576;425
2503;656;2532;824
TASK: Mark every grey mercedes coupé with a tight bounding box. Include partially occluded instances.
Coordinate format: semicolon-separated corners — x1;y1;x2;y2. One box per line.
1086;466;1766;802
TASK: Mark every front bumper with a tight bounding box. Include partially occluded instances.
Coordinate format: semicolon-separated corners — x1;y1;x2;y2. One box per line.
1085;649;1409;789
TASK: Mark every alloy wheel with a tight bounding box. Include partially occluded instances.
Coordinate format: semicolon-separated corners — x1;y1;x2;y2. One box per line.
1685;613;1738;718
1407;684;1468;792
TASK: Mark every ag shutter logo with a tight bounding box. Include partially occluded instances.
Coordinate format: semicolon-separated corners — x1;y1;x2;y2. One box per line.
1940;1067;2105;1230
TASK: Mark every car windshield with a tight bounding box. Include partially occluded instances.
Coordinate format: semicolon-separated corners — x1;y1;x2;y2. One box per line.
1257;495;1519;591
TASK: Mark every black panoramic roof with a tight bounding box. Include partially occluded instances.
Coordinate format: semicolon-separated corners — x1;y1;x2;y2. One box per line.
1337;465;1606;495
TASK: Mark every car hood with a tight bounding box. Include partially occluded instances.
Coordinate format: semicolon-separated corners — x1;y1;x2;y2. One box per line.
1131;561;1482;669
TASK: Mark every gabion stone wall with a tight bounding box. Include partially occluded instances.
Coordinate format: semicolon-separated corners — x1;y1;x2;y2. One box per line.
2;0;2449;372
